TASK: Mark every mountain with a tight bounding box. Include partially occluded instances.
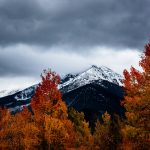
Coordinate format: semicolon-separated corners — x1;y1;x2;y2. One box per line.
60;65;125;128
59;65;123;93
0;65;125;122
0;85;37;112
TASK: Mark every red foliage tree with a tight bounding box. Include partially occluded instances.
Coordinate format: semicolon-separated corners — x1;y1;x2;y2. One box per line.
31;69;76;149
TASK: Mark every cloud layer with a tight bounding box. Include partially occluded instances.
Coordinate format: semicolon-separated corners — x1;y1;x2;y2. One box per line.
0;44;141;90
0;44;141;76
0;0;149;49
0;0;148;90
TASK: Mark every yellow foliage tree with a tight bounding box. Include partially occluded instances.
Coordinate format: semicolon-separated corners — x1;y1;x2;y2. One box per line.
68;108;93;149
93;112;111;149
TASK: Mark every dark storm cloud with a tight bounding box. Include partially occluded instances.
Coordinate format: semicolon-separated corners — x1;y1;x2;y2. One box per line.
0;0;149;49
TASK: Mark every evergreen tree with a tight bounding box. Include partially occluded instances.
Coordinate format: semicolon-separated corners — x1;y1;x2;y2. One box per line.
68;108;93;149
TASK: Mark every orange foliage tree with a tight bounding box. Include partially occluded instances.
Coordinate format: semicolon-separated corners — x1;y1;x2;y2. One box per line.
30;69;76;149
122;42;150;149
0;69;77;150
0;107;40;150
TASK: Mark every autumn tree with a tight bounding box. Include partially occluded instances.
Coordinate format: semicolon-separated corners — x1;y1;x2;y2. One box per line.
122;42;150;149
93;112;122;150
31;69;67;119
93;112;110;149
68;108;93;148
0;107;13;149
31;69;76;149
0;69;77;150
0;107;40;150
108;114;122;150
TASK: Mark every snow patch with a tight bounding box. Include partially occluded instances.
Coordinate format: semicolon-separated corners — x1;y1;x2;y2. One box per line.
14;85;38;101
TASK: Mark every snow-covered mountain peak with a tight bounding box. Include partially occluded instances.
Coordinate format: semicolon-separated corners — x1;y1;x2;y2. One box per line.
76;65;122;84
0;65;123;101
59;65;123;92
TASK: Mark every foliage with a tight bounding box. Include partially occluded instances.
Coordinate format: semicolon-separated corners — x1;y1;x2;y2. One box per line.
122;42;150;149
0;69;76;150
2;41;150;150
93;112;122;150
68;108;93;148
0;107;40;150
30;69;76;149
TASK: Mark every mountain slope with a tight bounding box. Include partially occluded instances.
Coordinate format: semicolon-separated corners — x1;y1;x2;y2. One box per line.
0;65;124;118
0;85;37;112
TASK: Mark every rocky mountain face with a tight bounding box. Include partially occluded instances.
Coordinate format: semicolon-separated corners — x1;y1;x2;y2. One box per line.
0;85;37;112
60;65;125;128
0;65;125;123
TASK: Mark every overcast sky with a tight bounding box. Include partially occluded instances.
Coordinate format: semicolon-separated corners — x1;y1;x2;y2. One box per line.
0;0;149;90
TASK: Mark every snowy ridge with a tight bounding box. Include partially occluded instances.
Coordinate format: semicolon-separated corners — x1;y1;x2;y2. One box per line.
0;89;22;98
0;85;38;112
14;85;38;101
0;85;38;100
59;65;123;92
